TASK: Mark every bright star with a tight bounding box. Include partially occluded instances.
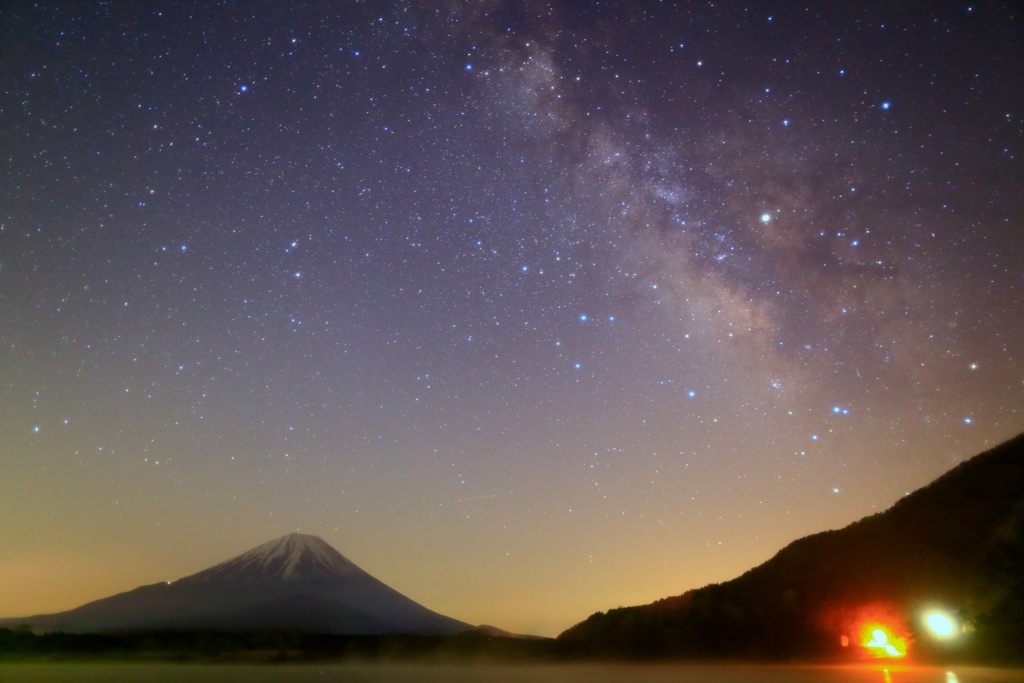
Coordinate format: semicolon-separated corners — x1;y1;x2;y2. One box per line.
761;213;771;223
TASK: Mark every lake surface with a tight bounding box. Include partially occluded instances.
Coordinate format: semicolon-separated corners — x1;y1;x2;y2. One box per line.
0;663;1020;683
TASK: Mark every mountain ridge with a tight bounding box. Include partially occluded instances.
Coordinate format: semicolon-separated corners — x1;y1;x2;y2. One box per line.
559;433;1024;661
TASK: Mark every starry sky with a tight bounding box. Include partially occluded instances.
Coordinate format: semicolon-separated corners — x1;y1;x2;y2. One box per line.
1;1;1021;637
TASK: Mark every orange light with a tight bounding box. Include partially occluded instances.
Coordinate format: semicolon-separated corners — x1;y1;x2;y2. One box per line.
825;602;913;659
862;624;906;658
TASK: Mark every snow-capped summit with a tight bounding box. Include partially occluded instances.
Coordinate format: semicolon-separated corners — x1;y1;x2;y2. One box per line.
182;533;368;583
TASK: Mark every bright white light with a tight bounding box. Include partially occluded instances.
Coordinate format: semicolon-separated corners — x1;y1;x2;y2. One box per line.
760;213;771;223
926;611;956;638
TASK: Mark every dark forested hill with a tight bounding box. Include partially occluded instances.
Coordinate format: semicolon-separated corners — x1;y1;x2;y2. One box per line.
559;434;1024;662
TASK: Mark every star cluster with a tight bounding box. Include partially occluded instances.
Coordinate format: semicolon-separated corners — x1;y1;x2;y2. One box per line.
1;1;1021;636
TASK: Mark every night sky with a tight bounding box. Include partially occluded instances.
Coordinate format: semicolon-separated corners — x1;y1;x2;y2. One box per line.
2;1;1021;637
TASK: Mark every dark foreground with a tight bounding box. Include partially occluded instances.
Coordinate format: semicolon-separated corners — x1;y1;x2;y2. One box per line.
1;662;1022;683
0;628;549;663
3;627;1022;669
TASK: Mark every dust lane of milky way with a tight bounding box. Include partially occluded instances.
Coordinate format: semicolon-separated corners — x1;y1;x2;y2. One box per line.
0;1;1021;636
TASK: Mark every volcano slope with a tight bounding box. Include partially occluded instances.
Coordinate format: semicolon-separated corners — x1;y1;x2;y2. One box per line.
1;533;473;636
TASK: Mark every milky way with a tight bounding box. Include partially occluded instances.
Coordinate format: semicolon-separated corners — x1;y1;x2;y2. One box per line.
2;2;1021;635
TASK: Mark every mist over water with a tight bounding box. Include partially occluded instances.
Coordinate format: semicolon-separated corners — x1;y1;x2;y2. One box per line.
0;664;1018;683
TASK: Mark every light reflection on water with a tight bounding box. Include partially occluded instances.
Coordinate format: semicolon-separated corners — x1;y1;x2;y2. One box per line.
0;663;1018;682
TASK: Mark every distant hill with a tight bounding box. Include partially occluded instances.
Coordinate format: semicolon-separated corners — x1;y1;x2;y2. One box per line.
559;434;1024;662
1;533;474;636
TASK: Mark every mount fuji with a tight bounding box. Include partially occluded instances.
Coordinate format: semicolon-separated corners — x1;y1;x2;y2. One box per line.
1;533;474;635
